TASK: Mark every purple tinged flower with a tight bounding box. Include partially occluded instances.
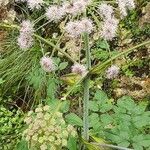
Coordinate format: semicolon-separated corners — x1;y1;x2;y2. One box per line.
71;63;87;76
17;35;33;49
17;20;34;49
63;0;90;16
101;17;119;41
106;65;120;79
20;20;34;34
15;0;26;2
65;21;81;38
80;18;93;34
45;5;66;22
40;56;55;72
117;0;135;17
65;18;93;38
27;0;44;10
98;3;114;19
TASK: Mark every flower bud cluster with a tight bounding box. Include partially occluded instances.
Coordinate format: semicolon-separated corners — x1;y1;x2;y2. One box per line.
17;20;34;49
23;105;76;150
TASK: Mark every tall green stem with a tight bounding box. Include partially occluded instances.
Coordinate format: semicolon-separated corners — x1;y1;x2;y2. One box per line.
83;32;91;140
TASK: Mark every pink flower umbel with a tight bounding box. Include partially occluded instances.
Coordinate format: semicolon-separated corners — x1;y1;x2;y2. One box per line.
40;56;55;72
98;3;114;19
65;21;81;38
45;5;66;22
106;65;120;79
17;20;34;49
117;0;135;17
27;0;44;10
65;18;93;38
101;17;119;41
71;63;87;76
63;0;91;16
80;18;93;34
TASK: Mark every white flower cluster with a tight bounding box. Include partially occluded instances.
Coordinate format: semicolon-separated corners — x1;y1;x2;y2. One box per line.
40;56;55;73
65;18;93;38
15;0;44;10
117;0;135;17
63;0;91;16
23;105;76;150
45;0;91;22
45;5;66;22
98;3;119;41
72;63;87;76
17;20;34;49
98;3;114;19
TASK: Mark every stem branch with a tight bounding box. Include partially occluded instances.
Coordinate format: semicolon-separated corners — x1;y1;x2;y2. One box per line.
83;32;91;140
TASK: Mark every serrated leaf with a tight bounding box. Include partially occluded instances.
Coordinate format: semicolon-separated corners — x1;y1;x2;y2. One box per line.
65;113;82;126
100;114;113;125
89;101;99;112
89;113;100;129
94;90;108;102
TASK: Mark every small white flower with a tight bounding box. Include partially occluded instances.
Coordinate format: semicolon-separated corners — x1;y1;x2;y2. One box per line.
65;18;93;38
17;20;34;49
40;56;55;72
45;5;66;22
27;0;44;10
106;65;120;79
98;3;114;19
71;63;87;76
117;0;135;17
101;17;119;41
63;0;90;16
79;18;93;34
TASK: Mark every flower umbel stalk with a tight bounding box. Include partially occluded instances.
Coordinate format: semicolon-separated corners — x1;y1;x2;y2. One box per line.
83;32;91;140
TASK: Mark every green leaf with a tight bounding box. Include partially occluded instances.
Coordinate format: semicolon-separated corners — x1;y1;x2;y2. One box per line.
81;138;100;150
60;100;70;113
97;40;110;49
0;78;5;84
118;141;130;147
59;62;68;70
65;113;82;126
89;101;99;112
100;103;113;113
47;77;57;99
89;113;100;129
100;114;113;125
94;90;108;102
46;98;59;109
15;140;29;150
132;143;143;150
67;136;77;150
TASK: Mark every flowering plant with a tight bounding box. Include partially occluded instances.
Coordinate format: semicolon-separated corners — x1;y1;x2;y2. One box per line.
0;0;150;149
